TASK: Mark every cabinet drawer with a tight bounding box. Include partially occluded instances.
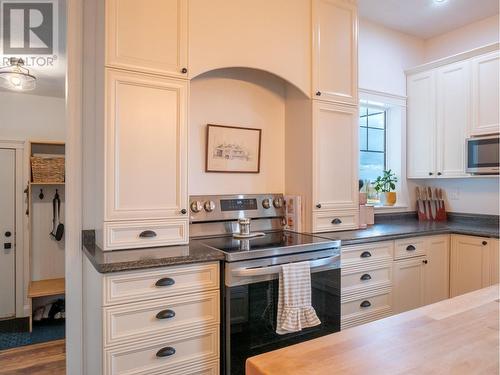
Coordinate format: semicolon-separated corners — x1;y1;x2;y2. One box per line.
104;325;219;375
341;289;392;319
341;265;392;296
104;263;219;306
104;291;219;347
395;237;426;260
342;242;394;267
103;219;188;251
313;210;359;232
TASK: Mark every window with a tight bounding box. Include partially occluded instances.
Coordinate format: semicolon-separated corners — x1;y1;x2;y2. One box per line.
359;106;387;182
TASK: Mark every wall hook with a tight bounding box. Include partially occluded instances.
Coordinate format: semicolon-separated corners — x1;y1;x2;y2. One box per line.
39;189;44;200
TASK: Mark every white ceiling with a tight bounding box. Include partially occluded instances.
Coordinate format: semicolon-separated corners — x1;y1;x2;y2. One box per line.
359;0;499;39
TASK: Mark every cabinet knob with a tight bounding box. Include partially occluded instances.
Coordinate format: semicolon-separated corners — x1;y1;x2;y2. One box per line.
360;300;371;308
422;260;428;264
180;209;187;215
4;231;11;237
437;172;442;176
156;309;176;320
181;67;188;74
360;251;372;258
316;91;321;96
429;172;433;176
316;204;321;209
406;245;416;251
360;273;372;281
482;241;488;246
139;230;157;238
331;218;342;225
155;277;175;287
156;347;176;358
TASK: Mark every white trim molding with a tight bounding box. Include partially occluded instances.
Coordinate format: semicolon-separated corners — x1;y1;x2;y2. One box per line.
66;0;84;373
359;88;406;107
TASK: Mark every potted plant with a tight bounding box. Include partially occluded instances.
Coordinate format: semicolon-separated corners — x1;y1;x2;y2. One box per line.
373;170;398;206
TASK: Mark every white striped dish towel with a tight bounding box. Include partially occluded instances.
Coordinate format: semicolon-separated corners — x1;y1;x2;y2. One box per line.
276;261;321;335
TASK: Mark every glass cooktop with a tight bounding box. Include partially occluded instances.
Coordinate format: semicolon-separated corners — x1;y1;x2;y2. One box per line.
196;230;340;262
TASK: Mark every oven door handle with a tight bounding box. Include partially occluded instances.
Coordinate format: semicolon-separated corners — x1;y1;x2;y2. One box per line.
231;255;340;277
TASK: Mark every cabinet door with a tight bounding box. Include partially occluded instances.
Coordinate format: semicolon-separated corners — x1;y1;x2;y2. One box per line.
312;0;358;104
424;235;450;305
105;69;188;221
393;257;426;314
106;0;188;78
313;101;358;211
450;235;490;297
489;239;499;285
471;51;499;135
407;71;436;178
436;61;470;177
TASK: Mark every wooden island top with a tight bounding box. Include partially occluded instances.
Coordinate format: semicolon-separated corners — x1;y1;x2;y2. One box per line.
246;285;499;375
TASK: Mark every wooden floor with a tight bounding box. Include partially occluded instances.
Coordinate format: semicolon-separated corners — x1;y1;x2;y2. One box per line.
0;340;65;375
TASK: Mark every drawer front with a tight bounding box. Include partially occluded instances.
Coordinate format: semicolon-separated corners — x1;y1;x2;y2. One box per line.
104;291;219;347
104;263;219;306
313;210;359;232
104;326;219;375
342;242;394;267
341;266;392;295
394;237;426;260
169;360;219;375
103;219;188;250
341;309;392;330
341;289;392;319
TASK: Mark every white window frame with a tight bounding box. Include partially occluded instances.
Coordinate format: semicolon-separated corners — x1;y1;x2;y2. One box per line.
359;88;409;212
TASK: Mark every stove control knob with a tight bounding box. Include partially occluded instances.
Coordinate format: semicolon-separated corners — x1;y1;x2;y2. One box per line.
273;197;284;208
190;201;203;213
262;199;271;209
204;200;216;212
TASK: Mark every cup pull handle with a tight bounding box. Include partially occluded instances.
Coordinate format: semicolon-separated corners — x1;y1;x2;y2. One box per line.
360;273;372;281
360;251;372;258
360;300;371;308
139;230;157;238
406;245;416;251
156;309;176;320
156;347;176;358
155;277;175;287
331;218;342;225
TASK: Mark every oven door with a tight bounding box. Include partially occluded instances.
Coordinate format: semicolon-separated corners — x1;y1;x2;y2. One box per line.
223;252;340;375
466;136;500;174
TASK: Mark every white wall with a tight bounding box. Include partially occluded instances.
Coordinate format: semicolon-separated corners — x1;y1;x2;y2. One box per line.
189;68;286;195
358;18;425;96
0;92;66;141
424;14;499;62
359;17;500;215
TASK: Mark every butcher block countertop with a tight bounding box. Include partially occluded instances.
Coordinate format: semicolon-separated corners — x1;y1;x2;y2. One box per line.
246;285;500;375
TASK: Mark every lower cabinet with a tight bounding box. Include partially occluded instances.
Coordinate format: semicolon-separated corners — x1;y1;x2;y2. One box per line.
450;235;499;297
392;235;449;314
83;259;220;375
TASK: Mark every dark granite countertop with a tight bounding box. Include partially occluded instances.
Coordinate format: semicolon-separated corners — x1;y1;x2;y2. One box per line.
83;213;498;273
82;230;224;273
314;213;499;245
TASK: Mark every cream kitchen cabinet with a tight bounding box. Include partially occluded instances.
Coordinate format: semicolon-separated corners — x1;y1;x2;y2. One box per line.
470;51;500;135
406;46;499;179
450;235;498;297
312;101;359;231
94;69;189;250
83;259;220;375
407;62;470;178
106;0;188;78
312;0;358;104
393;235;449;314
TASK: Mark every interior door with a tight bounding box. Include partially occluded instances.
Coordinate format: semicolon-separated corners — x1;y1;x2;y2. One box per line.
0;148;16;318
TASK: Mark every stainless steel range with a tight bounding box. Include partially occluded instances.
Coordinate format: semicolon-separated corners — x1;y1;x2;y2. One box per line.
189;194;341;375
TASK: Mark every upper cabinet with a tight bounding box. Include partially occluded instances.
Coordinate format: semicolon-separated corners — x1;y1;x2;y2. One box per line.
471;51;499;135
106;0;188;78
312;0;358;104
406;47;499;179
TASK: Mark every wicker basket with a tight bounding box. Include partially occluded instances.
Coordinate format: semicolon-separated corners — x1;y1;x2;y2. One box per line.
31;156;65;183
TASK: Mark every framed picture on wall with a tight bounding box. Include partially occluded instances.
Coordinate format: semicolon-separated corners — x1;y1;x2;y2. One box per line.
206;124;262;173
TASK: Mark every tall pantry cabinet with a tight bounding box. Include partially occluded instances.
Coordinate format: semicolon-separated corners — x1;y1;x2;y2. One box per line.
84;0;190;250
287;0;359;233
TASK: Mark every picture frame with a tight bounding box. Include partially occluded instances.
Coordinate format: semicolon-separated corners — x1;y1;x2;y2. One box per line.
205;124;262;173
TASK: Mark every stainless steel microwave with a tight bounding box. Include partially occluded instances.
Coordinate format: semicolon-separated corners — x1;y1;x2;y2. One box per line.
466;135;500;174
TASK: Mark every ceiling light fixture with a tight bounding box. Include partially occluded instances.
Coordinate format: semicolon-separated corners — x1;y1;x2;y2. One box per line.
0;57;36;91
